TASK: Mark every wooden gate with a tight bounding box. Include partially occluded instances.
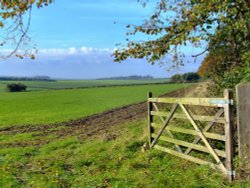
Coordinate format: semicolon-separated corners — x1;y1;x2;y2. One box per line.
147;89;234;181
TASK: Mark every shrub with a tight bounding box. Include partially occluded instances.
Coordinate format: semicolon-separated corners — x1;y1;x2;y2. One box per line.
6;83;27;92
170;74;183;83
170;72;200;83
182;72;201;82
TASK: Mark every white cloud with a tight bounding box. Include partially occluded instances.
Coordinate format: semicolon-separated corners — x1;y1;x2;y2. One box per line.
36;46;114;56
68;47;77;55
0;46;201;79
38;48;65;55
80;46;93;54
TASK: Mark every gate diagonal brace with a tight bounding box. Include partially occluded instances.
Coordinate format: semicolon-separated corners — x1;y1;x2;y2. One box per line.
179;103;227;172
152;102;183;153
150;103;179;149
185;109;224;155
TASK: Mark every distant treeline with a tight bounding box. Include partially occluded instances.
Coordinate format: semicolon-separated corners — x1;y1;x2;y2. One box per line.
0;76;54;81
97;75;155;80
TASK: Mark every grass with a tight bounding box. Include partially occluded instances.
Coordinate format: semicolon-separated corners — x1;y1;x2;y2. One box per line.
0;79;170;92
0;82;249;187
0;119;249;187
0;83;190;128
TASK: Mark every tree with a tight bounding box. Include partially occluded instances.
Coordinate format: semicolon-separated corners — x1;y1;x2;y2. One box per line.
170;74;183;83
0;0;53;59
198;50;250;94
198;21;250;94
182;72;200;82
170;72;200;83
113;0;250;70
6;83;27;92
197;54;224;78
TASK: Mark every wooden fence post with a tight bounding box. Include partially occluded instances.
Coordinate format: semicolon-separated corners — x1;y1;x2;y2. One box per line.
148;92;153;147
236;83;250;172
224;89;234;181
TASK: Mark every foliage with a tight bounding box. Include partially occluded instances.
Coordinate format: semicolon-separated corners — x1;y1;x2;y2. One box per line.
182;72;200;82
6;83;27;92
198;45;250;95
113;0;250;69
170;72;200;83
0;0;53;58
198;0;249;94
197;54;224;78
170;74;183;83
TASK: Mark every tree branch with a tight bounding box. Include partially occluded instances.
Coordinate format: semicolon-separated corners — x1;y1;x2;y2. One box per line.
1;5;32;59
191;48;208;58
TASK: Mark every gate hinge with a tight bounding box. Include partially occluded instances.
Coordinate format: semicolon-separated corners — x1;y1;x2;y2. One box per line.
229;99;234;105
227;170;236;177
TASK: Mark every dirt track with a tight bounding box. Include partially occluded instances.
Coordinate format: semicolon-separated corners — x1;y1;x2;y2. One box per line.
0;86;196;144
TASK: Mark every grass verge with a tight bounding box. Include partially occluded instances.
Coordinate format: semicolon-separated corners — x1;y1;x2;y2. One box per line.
0;119;249;187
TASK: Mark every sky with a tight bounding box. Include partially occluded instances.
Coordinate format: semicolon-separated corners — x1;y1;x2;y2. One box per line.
0;0;205;79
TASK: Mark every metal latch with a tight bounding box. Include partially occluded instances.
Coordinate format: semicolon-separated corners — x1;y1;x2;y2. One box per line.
209;99;234;105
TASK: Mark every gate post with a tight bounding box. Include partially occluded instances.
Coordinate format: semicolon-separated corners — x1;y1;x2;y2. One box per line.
148;92;153;147
224;89;234;181
236;83;250;172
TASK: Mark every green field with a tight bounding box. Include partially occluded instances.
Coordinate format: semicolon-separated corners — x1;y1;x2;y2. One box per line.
0;79;170;92
0;83;188;128
0;82;248;187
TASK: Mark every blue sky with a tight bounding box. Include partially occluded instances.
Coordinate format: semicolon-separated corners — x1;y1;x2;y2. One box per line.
0;0;204;79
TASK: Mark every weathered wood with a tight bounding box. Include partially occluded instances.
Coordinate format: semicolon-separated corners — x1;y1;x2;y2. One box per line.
185;109;225;155
224;89;234;181
150;103;179;148
152;103;183;153
148;92;153;145
152;134;226;158
151;123;226;141
151;111;225;124
154;145;217;168
179;103;226;172
148;92;235;180
236;83;250;171
148;97;229;107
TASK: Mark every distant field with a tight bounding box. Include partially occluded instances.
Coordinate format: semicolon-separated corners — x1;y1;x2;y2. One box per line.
0;83;189;128
0;79;170;92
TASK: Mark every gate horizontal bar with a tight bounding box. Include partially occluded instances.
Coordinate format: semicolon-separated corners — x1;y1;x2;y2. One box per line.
154;145;218;168
148;97;228;107
152;134;226;158
151;123;226;141
151;111;225;124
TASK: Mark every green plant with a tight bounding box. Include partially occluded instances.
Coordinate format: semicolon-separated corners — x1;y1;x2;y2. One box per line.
6;83;27;92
